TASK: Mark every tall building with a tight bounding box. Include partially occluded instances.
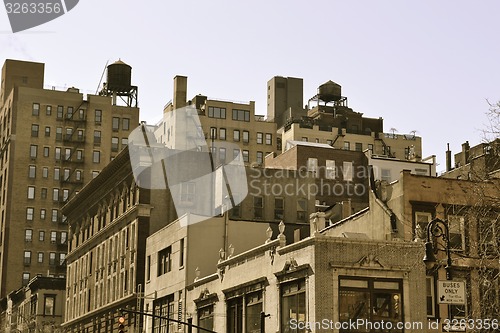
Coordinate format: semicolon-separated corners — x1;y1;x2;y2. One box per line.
0;59;139;297
266;76;304;128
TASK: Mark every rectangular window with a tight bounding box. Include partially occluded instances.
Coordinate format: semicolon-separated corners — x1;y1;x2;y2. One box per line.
343;141;350;150
46;105;52;116
30;145;37;158
39;231;45;242
111;137;119;152
44;126;50;137
233;149;240;161
28;165;36;178
256;151;263;164
55;147;61;160
42;167;48;178
198;305;214;332
66;106;73;119
307;158;318;177
41;188;47;199
93;151;100;163
65;127;73;141
180;182;195;203
54;168;60;180
209;127;217;139
368;144;374;153
448;215;465;251
219;148;226;163
27;186;35;199
112;117;120;131
281;280;306;333
50;231;57;243
55;127;62;140
43;146;49;157
157;246;172;276
219;128;226;140
326;160;336;179
31;124;39;138
76;149;83;161
75;170;82;181
381;169;392;182
233;130;240;142
24;251;31;265
63;189;69;202
25;229;33;242
56;106;63;119
257;132;263;144
40;209;46;220
274;198;284;220
122;118;130;130
26;208;34;221
426;276;435;317
49;253;56;266
51;209;58;222
242;131;249;143
95;109;102;123
122;138;128;147
22;273;30;286
242;150;249;163
78;108;85;120
232;109;250;122
44;296;55;315
52;188;59;202
297;199;307;222
265;133;272;145
179;238;185;268
63;168;70;181
64;148;71;160
254;196;263;219
146;255;151;281
38;252;44;263
355;142;363;151
32;103;40;116
342;161;353;181
208;106;226;119
153;295;175;333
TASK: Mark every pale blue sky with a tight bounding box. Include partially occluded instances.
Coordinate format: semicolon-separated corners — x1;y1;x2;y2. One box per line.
1;0;500;172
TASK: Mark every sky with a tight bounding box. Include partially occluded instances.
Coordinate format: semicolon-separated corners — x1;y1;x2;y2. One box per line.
1;0;500;173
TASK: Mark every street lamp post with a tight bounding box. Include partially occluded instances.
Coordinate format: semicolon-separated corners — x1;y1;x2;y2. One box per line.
423;218;452;280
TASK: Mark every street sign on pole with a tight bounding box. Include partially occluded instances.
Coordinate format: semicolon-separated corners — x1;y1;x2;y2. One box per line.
437;280;466;304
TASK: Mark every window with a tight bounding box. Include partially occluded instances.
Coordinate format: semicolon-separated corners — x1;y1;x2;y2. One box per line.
342;161;353;181
297;199;307;221
26;208;34;221
122;138;128;147
368;144;374;153
63;189;69;202
254;196;263;219
25;229;33;242
31;124;39;138
59;253;66;265
146;255;151;281
24;251;32;265
233;130;240;142
50;231;57;243
64;148;71;160
157;246;172;276
51;209;58;222
75;170;82;181
54;168;60;180
92;171;99;179
41;188;47;199
39;231;45;242
301;137;308;142
381;169;391;182
66;106;73;119
219;128;226;140
30;145;37;158
62;168;69;181
32;103;40;116
52;188;59;202
415;212;432;237
180;182;195;203
326;160;336;179
448;215;465;251
426;276;435;317
257;132;263;144
355;142;363;151
65;127;73;141
28;165;36;178
179;238;185;268
78;108;85;120
111;137;119;152
265;133;272;145
55;147;61;160
38;252;44;263
49;253;56;265
76;149;83;161
43;146;49;157
122;118;130;130
40;209;46;219
43;126;50;137
22;273;30;286
256;151;263;164
219;148;226;163
208;106;226;119
233;149;240;161
55;127;62;140
241;150;249;163
27;186;35;199
242;131;249;143
44;295;55;315
339;277;403;330
56;106;63;119
153;295;175;333
232;109;250;121
281;280;306;333
46;105;52;115
307;158;318;177
344;141;350;150
42;167;48;178
209;127;217;139
93;151;100;163
95;109;102;123
198;305;214;332
274;198;284;220
112;117;120;131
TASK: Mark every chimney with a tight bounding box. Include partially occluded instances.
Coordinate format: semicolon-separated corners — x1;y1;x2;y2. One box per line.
173;75;187;110
446;143;452;172
462;141;470;165
342;199;352;219
309;212;326;235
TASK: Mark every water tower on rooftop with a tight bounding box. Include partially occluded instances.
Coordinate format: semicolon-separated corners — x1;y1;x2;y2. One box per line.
99;59;138;107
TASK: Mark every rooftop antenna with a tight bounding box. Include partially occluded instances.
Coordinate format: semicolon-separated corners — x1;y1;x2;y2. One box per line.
95;60;110;95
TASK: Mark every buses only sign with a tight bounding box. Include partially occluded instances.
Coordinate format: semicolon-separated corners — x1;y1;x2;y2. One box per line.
437;280;466;304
